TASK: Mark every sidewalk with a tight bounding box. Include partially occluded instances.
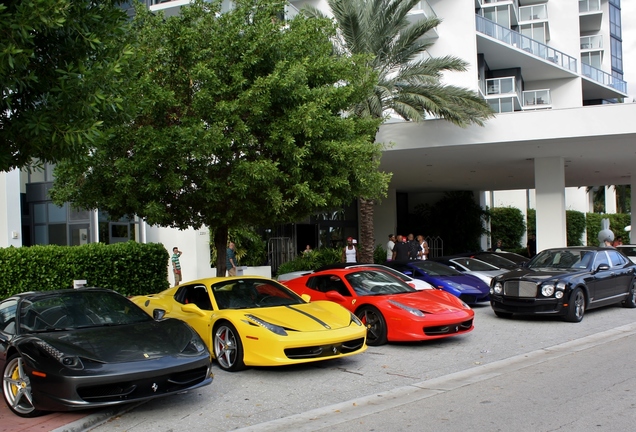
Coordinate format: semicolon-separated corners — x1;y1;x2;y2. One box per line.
0;400;140;432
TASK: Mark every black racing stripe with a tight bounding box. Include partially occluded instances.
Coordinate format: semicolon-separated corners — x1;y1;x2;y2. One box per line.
285;305;331;329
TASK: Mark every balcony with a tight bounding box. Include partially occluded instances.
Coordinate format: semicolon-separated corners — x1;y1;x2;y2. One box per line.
579;0;602;32
407;1;438;39
518;4;547;22
581;63;627;95
484;77;522;113
522;89;551;110
580;35;602;51
476;15;577;73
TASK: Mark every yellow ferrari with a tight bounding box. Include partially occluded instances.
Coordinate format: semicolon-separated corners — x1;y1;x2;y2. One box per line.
131;276;367;372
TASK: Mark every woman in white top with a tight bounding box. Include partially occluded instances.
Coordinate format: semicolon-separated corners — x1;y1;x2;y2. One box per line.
386;234;395;261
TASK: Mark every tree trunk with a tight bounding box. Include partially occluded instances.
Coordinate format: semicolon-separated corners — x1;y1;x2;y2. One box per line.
358;197;375;263
214;226;229;277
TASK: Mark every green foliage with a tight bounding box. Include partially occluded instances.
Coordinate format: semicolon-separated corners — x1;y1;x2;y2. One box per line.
275;248;342;276
490;207;526;250
526;208;536;235
374;244;387;264
51;0;388;277
0;243;169;298
566;210;586;246
0;0;132;171
413;191;489;254
210;227;267;267
586;213;631;246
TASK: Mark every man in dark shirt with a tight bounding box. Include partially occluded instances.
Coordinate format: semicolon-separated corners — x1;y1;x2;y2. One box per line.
406;233;422;260
392;234;410;261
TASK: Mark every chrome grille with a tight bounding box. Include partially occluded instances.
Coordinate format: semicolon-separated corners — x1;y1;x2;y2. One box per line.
503;281;537;297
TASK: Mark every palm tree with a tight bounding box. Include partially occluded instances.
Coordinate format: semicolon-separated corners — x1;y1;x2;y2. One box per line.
303;0;493;263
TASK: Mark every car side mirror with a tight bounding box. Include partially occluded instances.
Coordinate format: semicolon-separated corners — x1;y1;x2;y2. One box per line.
595;263;610;273
325;291;346;302
301;293;311;303
181;303;206;317
152;309;166;320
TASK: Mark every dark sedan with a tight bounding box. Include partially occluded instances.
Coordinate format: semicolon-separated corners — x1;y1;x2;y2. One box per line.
490;247;636;322
1;288;213;417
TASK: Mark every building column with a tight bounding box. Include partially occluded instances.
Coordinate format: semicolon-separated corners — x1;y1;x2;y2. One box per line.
605;185;617;213
0;169;23;248
478;191;489;251
534;157;566;251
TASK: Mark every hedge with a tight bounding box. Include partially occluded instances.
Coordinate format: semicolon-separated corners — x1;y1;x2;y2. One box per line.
586;213;631;246
490;207;526;250
0;242;170;299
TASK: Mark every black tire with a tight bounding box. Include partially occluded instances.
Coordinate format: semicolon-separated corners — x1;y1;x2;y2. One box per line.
2;353;43;417
494;310;513;319
622;282;636;308
213;322;245;372
564;287;585;322
356;306;388;346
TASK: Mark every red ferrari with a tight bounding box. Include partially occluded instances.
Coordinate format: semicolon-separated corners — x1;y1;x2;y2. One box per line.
282;267;474;346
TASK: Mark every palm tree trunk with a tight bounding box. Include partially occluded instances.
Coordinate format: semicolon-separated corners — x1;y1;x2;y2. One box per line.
358;197;375;263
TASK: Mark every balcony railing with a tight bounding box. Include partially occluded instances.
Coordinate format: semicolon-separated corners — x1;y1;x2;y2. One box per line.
480;0;519;8
580;35;602;50
519;4;547;22
409;1;436;19
579;0;601;13
522;89;551;109
476;15;577;73
581;63;627;94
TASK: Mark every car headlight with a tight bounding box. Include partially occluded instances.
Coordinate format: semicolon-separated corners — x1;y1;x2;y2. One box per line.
388;300;425;317
244;314;288;336
350;312;363;326
541;284;555;297
35;341;83;369
493;282;503;294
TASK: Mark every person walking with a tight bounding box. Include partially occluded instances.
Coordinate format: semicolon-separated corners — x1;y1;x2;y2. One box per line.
226;242;238;276
171;247;183;286
342;237;358;263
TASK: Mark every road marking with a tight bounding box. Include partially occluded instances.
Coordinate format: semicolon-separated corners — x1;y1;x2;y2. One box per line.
235;321;636;431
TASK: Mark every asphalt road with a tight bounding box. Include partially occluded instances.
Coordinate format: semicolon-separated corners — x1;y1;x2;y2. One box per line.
86;303;636;432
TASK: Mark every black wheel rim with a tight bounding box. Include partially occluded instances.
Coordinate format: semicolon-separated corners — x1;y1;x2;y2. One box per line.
360;309;382;343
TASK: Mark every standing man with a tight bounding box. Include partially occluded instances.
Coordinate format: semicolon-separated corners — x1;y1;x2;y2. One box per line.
171;247;182;286
386;234;395;261
342;237;358;263
417;235;429;260
527;234;537;257
226;242;238;276
392;235;410;261
407;233;421;260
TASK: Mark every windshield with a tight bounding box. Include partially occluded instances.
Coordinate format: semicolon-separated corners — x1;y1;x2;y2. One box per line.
472;253;516;268
409;260;464;276
528;249;595;270
451;258;499;271
19;290;151;333
212;278;304;309
345;270;415;296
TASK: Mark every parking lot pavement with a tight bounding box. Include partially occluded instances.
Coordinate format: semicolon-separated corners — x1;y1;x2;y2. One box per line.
3;303;635;431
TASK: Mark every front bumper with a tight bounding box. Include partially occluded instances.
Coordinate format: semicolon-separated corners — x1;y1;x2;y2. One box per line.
385;310;474;342
490;295;566;316
26;353;213;412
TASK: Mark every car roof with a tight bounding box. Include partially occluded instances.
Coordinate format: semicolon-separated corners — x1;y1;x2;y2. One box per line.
4;287;116;302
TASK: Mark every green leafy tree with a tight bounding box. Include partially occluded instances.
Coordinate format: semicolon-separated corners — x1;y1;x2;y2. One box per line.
0;0;131;171
302;0;494;262
51;0;389;276
490;207;526;250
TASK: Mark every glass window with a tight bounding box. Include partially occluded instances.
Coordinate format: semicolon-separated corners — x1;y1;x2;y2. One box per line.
0;300;18;334
500;98;514;113
34;225;47;244
33;203;47;224
607;251;626;267
48;224;67;246
594;252;609;268
47;203;67;223
69;207;91;221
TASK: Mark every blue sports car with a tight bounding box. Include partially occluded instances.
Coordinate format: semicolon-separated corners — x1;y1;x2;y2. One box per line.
384;260;490;304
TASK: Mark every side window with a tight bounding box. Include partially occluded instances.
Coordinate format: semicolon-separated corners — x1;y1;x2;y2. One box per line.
607;251;626;267
308;275;351;296
0;299;18;335
175;285;212;310
594;252;610;268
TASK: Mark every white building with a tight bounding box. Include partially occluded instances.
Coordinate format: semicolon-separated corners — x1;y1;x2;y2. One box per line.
1;0;634;279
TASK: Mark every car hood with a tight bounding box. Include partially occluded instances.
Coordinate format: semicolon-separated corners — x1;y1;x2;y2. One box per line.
426;275;490;293
238;301;354;332
377;291;469;314
33;319;196;363
499;267;578;281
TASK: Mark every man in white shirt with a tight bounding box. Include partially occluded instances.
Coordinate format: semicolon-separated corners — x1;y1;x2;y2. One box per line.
417;235;429;260
386;234;395;261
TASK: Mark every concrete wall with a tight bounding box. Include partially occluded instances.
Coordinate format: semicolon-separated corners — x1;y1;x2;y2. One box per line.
0;170;23;248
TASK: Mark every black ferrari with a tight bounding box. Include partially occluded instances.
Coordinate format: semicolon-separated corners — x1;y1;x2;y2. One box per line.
490;246;636;322
0;288;213;417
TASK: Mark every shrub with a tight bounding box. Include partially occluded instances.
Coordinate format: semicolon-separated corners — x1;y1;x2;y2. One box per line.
0;242;169;298
566;210;586;246
586;213;631;245
276;248;343;276
490;207;526;250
